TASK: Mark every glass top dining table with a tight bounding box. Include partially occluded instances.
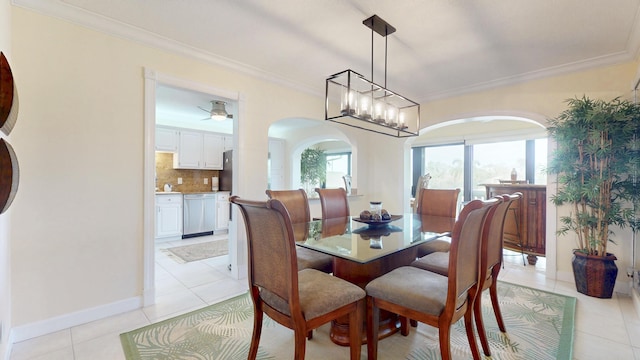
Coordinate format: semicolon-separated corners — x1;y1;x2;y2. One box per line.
293;213;453;264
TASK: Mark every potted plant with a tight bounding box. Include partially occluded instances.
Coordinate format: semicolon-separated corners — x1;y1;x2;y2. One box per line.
547;96;640;298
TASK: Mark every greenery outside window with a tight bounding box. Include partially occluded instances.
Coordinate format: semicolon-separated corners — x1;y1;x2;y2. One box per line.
413;137;547;201
301;148;326;194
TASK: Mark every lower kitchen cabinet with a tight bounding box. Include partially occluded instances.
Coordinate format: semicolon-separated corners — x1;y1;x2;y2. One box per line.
215;192;230;231
155;193;183;239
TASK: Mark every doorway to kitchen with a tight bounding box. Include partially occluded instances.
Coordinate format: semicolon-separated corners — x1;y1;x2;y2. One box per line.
143;68;242;307
151;234;247;319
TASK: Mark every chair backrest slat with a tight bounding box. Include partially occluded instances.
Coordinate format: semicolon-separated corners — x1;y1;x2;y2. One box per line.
231;197;300;310
265;189;310;224
266;189;311;242
447;198;500;300
484;193;522;272
315;188;350;219
417;188;460;218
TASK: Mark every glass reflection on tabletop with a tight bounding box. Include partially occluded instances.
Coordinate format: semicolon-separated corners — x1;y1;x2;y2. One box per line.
295;213;445;264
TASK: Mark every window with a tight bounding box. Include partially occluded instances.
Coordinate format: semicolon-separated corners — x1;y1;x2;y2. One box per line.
472;140;526;199
413;137;547;201
324;152;351;189
299;141;352;194
422;144;464;190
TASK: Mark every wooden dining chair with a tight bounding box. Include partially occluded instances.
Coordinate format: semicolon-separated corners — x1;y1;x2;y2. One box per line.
365;198;500;360
411;193;520;356
230;196;365;360
315;187;350;219
266;189;334;273
415;188;461;258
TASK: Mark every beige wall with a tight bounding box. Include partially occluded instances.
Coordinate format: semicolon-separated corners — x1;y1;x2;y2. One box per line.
8;6;328;332
7;1;640;345
1;0;12;356
423;62;637;127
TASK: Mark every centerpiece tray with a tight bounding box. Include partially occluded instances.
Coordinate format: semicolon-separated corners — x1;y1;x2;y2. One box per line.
352;215;402;228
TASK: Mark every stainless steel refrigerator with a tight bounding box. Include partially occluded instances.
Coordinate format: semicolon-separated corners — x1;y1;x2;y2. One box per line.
220;150;232;192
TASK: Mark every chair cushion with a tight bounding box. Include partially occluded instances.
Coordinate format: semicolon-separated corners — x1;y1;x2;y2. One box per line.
411;252;450;276
365;266;452;316
296;247;333;273
261;269;365;320
416;238;451;258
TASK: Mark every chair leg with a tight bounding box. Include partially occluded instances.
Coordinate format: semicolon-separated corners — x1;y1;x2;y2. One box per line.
293;328;307;360
474;291;491;356
307;330;313;340
366;297;380;360
490;280;507;332
399;316;409;336
437;325;452;360
349;300;364;360
248;308;263;360
463;306;481;360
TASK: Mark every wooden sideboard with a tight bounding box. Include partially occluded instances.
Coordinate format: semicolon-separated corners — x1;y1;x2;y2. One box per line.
483;184;546;265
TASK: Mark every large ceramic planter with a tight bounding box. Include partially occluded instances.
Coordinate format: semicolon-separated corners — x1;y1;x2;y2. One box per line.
572;251;618;298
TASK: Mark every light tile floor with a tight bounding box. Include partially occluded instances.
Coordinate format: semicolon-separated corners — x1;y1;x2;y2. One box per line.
8;240;640;359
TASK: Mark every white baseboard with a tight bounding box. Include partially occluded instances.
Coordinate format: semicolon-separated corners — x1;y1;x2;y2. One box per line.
3;331;14;360
633;286;640;319
10;295;142;343
556;269;574;284
143;287;156;307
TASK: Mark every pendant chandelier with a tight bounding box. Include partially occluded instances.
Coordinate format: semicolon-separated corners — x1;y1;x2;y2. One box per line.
325;15;420;137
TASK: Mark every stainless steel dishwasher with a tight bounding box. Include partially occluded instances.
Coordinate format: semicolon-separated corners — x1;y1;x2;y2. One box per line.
182;193;216;238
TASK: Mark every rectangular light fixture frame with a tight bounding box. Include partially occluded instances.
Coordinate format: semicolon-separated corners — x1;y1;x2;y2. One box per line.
325;69;420;138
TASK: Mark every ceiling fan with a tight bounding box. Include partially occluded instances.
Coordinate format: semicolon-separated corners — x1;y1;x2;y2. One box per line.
198;100;233;121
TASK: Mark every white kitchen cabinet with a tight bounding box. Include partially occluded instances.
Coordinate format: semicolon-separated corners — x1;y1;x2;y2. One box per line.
215;191;230;231
174;130;203;168
173;130;223;170
155;127;178;152
203;133;224;169
155;194;183;239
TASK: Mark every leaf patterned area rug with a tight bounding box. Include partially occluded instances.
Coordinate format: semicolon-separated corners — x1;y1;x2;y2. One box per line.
161;240;228;263
120;281;575;359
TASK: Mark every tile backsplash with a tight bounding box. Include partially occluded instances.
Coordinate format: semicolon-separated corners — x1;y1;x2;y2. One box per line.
155;153;220;193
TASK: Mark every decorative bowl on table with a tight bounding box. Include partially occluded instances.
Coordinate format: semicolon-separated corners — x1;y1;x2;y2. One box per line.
352;214;402;229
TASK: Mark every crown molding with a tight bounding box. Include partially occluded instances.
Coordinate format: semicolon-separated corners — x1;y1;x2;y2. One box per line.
11;0;323;98
12;0;640;104
421;51;636;103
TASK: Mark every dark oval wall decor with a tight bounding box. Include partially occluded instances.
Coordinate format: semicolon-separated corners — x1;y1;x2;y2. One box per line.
0;52;18;136
0;51;19;213
0;139;18;214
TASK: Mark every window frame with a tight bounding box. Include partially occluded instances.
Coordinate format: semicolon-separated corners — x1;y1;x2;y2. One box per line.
412;137;546;201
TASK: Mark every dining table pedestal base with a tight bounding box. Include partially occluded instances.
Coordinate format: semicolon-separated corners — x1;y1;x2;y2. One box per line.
330;310;400;346
329;246;419;346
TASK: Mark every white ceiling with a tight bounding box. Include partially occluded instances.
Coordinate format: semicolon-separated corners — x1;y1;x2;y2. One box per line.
16;0;640;131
